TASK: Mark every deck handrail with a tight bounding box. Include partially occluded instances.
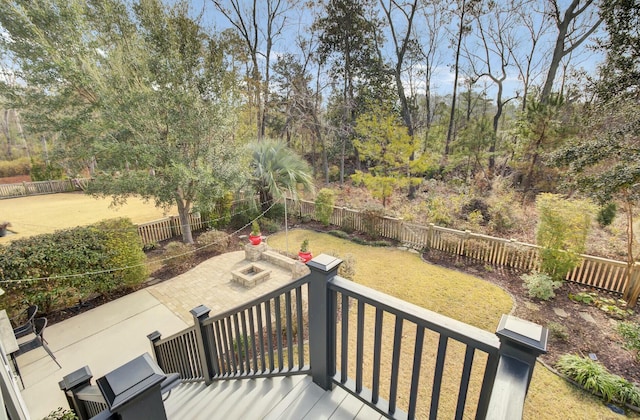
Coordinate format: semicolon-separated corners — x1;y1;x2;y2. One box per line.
145;254;547;419
148;326;203;382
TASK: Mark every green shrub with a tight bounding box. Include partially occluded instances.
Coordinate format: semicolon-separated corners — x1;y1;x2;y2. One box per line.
597;203;617;227
0;218;147;315
162;241;194;269
556;354;640;406
0;157;31;177
569;291;633;319
315;188;336;226
536;193;594;281
229;201;259;230
265;203;286;223
488;195;516;234
427;196;452;226
547;321;569;342
197;230;230;253
328;165;340;182
30;159;64;181
340;215;356;234
328;230;350;240
617;322;640;361
326;249;357;280
44;408;78;420
259;218;280;234
97;218;148;294
521;272;563;300
199;192;234;229
361;204;385;238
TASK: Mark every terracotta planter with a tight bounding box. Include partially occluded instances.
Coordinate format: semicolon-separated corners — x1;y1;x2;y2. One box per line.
249;234;262;245
298;251;312;263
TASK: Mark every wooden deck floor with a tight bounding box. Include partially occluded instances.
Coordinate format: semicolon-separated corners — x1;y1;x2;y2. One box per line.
164;375;385;420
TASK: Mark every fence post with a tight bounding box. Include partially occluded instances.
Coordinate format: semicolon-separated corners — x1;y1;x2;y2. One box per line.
427;223;434;249
58;366;94;420
190;305;214;384
147;331;162;366
482;314;548;419
307;254;342;390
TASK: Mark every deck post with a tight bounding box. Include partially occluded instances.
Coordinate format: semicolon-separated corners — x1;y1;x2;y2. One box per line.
58;366;94;420
307;254;342;390
147;331;162;366
483;314;548;419
191;305;214;384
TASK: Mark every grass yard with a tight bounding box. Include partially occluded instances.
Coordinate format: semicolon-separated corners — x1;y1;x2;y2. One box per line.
267;229;632;419
0;192;175;243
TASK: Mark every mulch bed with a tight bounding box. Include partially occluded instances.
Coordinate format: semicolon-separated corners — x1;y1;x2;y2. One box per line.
422;248;640;385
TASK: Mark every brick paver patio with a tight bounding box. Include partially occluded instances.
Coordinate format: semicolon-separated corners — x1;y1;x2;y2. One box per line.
147;250;296;324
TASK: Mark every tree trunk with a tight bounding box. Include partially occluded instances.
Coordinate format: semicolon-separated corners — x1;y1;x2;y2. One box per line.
489;82;504;175
445;0;466;156
175;193;194;244
623;195;640;307
2;110;13;160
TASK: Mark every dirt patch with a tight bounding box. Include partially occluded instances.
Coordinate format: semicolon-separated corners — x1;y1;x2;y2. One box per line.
0;175;31;184
422;249;640;385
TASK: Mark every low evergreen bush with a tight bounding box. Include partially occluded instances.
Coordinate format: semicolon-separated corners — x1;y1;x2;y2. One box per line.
162;242;194;269
520;271;563;300
617;322;640;361
315;188;336;226
0;218;147;316
0;157;31;177
597;202;617;227
197;230;230;253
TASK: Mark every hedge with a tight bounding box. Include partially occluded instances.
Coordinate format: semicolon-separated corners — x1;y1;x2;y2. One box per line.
0;218;148;317
0;157;31;178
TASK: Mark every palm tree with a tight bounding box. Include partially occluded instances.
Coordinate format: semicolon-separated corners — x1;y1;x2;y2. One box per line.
250;139;315;212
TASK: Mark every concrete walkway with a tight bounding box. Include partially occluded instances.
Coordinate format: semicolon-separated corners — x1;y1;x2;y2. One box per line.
16;249;296;418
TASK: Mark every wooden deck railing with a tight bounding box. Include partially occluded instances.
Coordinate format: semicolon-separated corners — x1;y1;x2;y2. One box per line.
147;327;203;382
290;198;635;295
146;254;547;419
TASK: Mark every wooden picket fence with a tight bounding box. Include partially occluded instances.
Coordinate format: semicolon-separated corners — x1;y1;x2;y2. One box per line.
0;179;87;198
290;198;637;296
136;213;207;245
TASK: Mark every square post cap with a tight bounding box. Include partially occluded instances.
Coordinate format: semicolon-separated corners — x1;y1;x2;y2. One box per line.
307;254;342;272
496;314;548;355
59;366;92;391
96;353;166;410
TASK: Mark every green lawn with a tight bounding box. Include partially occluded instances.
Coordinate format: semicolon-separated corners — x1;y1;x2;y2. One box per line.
0;192;174;243
267;229;634;419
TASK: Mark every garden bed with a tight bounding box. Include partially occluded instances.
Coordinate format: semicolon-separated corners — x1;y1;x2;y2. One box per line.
422;248;640;385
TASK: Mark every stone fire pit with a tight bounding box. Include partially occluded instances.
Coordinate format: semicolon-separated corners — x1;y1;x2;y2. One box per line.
231;263;271;288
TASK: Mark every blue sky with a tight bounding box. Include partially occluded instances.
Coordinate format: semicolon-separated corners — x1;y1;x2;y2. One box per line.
184;0;605;102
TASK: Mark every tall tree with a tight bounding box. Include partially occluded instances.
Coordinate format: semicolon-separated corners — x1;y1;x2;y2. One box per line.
552;0;640;306
211;0;293;141
314;0;386;183
416;0;446;150
509;1;553;111
379;0;420;197
444;0;482;157
540;0;602;102
464;2;519;175
0;0;245;244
